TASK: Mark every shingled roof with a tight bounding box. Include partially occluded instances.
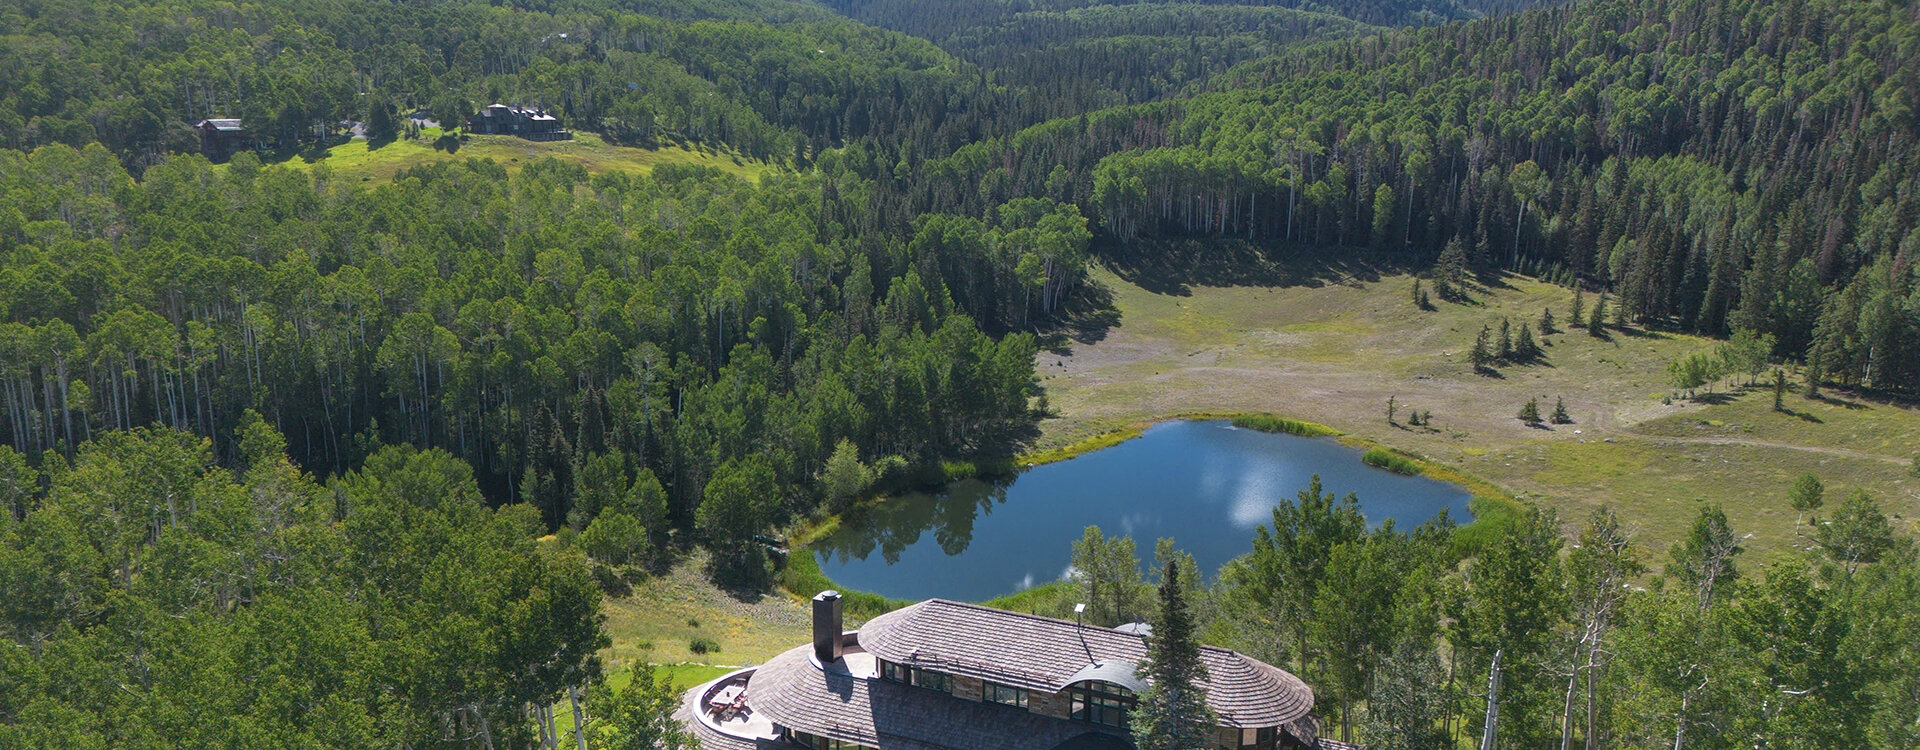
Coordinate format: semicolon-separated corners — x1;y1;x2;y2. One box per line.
857;599;1315;729
749;642;1131;750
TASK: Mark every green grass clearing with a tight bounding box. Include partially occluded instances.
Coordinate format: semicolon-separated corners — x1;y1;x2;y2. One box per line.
232;128;774;183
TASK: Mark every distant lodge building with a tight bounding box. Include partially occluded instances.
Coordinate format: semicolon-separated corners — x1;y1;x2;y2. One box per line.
466;103;572;141
678;592;1357;750
193;118;248;159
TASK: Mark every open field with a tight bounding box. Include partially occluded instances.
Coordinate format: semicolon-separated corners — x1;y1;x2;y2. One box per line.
1038;262;1920;564
600;551;814;671
242;128;774;182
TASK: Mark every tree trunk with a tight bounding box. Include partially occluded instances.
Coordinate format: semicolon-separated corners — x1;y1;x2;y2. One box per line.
570;685;589;750
1480;649;1503;750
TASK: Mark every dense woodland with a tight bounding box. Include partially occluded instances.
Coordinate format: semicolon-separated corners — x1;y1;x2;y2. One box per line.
1067;475;1919;749
4;0;1920;747
0;0;1042;169
903;0;1920;393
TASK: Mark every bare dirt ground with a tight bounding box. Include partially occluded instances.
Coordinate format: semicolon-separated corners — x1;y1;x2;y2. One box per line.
1037;264;1920;561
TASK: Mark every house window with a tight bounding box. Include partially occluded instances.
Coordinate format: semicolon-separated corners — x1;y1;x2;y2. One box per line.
1069;681;1136;728
878;660;950;693
984;682;1028;709
910;667;951;693
787;729;878;750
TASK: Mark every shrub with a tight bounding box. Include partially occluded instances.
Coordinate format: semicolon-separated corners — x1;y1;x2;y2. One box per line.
1231;414;1339;437
689;637;720;655
1362;447;1420;475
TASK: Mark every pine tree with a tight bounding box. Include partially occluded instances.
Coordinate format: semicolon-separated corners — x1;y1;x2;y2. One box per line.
1518;398;1541;424
1587;293;1607;336
1515;323;1538;361
1132;560;1215;750
1550;397;1571;424
1497;318;1513;361
1570;288;1585;328
1772;369;1787;411
1469;326;1493;372
1540;306;1556;335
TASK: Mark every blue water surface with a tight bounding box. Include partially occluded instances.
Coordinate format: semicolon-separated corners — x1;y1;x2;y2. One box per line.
813;420;1472;601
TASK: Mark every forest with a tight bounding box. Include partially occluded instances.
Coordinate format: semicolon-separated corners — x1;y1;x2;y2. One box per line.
1063;474;1919;749
3;0;1920;746
903;0;1920;393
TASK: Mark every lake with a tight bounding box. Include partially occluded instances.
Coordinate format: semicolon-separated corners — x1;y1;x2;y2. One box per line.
812;420;1474;602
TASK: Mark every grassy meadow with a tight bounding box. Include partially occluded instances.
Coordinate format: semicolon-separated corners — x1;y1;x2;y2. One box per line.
239;128;773;182
1037;262;1920;565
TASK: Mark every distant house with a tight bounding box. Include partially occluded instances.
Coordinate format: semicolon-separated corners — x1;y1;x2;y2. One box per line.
466;104;572;141
193;119;247;158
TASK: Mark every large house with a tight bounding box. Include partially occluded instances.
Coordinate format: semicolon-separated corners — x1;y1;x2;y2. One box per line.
466;103;572;141
677;592;1342;750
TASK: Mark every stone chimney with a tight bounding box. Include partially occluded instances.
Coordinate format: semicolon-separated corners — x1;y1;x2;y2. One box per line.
812;591;844;663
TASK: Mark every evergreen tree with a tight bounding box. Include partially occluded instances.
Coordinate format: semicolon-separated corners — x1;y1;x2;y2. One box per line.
1497;318;1514;361
1132;559;1215;750
1540;306;1557;335
1570;288;1585;329
1550;397;1571;424
1773;369;1787;411
1587;294;1607;336
1469;326;1493;372
1515;323;1539;362
1518;398;1541;425
1806;350;1824;399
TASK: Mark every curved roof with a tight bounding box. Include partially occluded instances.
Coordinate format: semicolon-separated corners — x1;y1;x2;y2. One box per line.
1065;660;1147;694
858;599;1314;728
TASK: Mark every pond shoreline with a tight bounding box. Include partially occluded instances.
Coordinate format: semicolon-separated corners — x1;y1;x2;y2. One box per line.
780;412;1523;611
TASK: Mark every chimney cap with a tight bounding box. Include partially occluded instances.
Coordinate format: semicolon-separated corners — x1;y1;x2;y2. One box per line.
815;590;841;601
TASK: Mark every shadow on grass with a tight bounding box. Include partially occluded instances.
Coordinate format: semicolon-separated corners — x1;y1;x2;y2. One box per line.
1778;408;1825;424
1809;393;1870;410
1039;280;1121;353
1097;237;1418;296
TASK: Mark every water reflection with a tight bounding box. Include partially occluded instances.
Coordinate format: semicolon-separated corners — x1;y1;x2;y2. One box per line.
815;420;1473;601
813;478;1011;565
